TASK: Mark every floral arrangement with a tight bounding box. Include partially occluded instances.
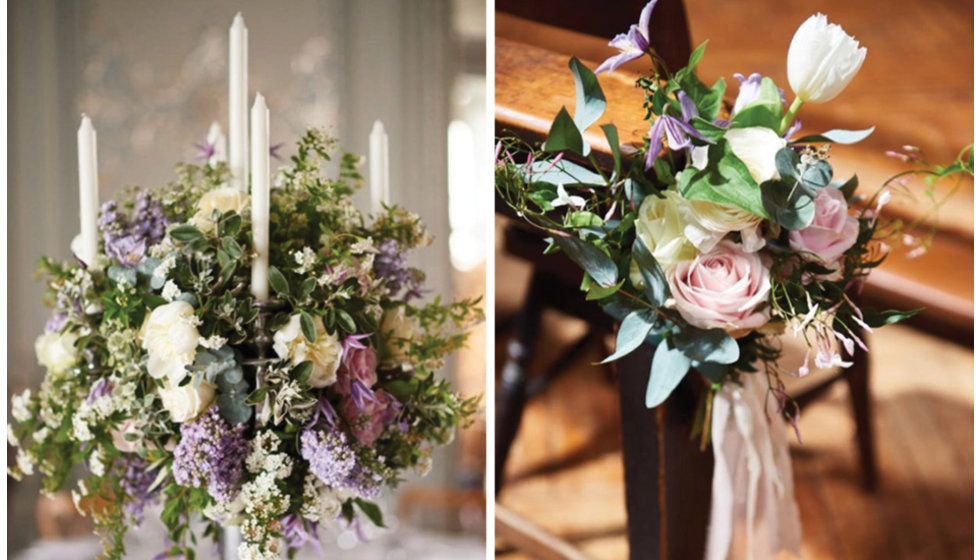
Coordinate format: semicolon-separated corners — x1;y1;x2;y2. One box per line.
9;129;482;560
496;5;972;427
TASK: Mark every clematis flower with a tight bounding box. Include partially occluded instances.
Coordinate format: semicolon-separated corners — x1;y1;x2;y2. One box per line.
732;72;764;115
595;0;658;74
787;13;866;104
645;92;711;170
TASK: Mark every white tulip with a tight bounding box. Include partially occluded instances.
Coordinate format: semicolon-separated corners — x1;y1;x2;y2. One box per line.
787;13;866;104
724;127;787;185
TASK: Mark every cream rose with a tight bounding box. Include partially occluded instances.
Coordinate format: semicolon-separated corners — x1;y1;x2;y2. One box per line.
35;331;80;373
788;186;859;265
682;199;766;253
379;307;420;370
159;380;215;423
141;301;201;385
636;191;698;272
190;187;250;232
668;240;771;331
724;127;787;184
273;315;343;388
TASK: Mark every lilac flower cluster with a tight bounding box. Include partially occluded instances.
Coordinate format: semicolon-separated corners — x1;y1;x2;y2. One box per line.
281;514;322;555
373;239;422;300
44;313;67;334
98;191;169;268
172;406;249;503
299;428;357;489
118;456;160;523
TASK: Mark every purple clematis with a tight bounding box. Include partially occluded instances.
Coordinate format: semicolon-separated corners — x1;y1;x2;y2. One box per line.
595;0;659;75
645;91;712;169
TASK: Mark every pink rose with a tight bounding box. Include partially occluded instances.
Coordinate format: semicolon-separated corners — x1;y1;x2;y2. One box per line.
669;240;771;331
341;389;393;446
335;347;378;396
788;187;859;265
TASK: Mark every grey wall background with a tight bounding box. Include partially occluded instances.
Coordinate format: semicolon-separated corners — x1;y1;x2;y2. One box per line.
8;0;486;553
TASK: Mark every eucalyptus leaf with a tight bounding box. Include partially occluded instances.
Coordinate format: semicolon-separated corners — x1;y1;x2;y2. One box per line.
646;338;692;408
760;179;816;230
800;160;833;192
694;360;728;383
543;107;584;155
553;235;618;287
600;124;621;180
775;148;800;182
107;266;138;286
601;310;656;364
673;327;739;364
569;57;606;132
631;238;668;307
792;126;875;145
528;159;605;186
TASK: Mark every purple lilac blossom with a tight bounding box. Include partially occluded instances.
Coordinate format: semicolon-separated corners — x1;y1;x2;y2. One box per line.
119;456;161;523
44;313;68;334
374;239;423;300
300;428;357;489
86;378;113;404
172;406;249;503
98;191;169;268
281;514;322;555
595;0;659;74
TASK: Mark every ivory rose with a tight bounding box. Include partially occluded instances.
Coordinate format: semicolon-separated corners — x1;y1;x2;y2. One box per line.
141;301;201;385
724;127;786;185
636;191;698;272
35;330;80;373
273;315;343;388
159;380;215;423
787;13;866;104
379;307;419;370
788;186;858;265
190;186;250;231
682;199;766;253
669;240;771;331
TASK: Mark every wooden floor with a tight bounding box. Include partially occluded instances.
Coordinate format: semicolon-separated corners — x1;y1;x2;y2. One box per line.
494;230;974;560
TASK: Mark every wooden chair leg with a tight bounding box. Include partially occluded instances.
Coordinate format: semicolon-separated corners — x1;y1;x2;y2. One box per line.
845;333;877;491
495;270;548;495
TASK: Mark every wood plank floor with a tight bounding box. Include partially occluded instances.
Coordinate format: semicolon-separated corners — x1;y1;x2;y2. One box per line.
494;224;974;560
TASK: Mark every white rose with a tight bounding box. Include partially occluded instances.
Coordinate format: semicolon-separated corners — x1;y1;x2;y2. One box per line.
379;307;420;370
141;301;201;385
159;380;215;423
724;127;787;185
190;186;250;232
682;199;765;253
635;191;698;272
35;331;80;373
787;13;866;104
272;315;343;388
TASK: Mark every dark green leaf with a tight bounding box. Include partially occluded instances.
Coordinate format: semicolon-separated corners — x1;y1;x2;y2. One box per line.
292;361;314;384
336;309;357;333
674;328;739;364
601;310;656;364
646;338;692;408
677;140;768;217
221;237;243;259
567;211;603;229
219;213;242;237
170;225;204;243
299;311;317;343
299;277;317;300
268;267;290;297
694;360;728;383
569;57;606;133
837;174;859;199
246;386;270;405
601;124;621;180
860;307;922;328
553;235;618;287
586;279;624;301
543;107;584;155
631;238;669;307
354;498;386;528
775;148;800;182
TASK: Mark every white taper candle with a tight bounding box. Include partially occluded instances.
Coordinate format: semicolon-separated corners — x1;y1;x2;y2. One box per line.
369;120;389;214
229;13;249;191
250;94;270;300
77;115;99;265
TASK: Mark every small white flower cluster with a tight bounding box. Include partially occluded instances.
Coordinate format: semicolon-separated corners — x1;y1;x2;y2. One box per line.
11;389;32;422
153;254;178;283
299;473;343;523
162;280;181;302
293;247;318;275
148;237;179;260
199;334;229;350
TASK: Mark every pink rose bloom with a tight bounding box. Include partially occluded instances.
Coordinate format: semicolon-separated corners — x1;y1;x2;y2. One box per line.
788;187;859;265
669;240;771;331
341;389;393;446
335;347;378;396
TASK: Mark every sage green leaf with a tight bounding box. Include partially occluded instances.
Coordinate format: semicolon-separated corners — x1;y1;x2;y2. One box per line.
268;267;290;297
601;310;656;364
169;225;204;243
543;107;584;155
221;237;243;259
674;327;739;364
553;235;618;287
529;159;605;186
800;160;833;192
631;238;668;307
569;57;606;132
299;311;317;343
760;179;816;230
775;148;800;182
792;126;875;145
601;124;621;180
646;338;692;408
